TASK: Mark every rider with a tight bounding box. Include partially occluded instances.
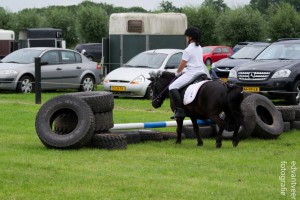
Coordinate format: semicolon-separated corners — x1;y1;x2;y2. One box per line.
169;27;211;118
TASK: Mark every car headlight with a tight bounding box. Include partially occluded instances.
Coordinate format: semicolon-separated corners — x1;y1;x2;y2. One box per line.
0;70;18;75
211;63;216;69
271;69;291;78
228;69;237;79
103;79;109;84
130;75;145;84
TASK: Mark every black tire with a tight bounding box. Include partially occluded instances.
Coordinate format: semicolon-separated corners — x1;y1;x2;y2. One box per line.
112;131;141;144
17;75;35;93
245;94;284;139
289;105;300;121
91;134;127;150
283;122;291;132
182;125;216;139
94;111;114;132
276;106;296;122
35;95;95;149
138;130;163;142
54;113;78;134
66;91;114;113
287;80;300;105
144;86;153;100
205;58;212;66
161;132;186;140
79;75;95;92
290;121;300;130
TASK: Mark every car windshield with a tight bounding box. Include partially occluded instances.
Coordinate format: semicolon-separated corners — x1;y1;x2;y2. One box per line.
256;43;300;60
125;52;168;69
232;45;267;59
2;49;43;64
202;47;214;54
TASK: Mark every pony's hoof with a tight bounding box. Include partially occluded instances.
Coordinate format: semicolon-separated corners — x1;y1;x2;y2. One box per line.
197;142;203;146
216;143;222;148
175;141;181;144
232;141;239;147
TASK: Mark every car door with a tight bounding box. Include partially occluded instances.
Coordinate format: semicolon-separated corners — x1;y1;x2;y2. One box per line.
164;52;182;72
212;47;223;63
59;50;84;89
40;50;62;89
222;47;232;59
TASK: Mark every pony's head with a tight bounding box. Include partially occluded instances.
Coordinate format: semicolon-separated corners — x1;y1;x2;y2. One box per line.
148;71;175;108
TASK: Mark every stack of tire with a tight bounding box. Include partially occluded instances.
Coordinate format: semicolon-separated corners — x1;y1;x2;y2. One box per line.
182;93;285;140
276;105;300;132
35;91;125;150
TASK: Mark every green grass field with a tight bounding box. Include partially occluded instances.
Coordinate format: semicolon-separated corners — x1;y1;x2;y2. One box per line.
0;91;299;199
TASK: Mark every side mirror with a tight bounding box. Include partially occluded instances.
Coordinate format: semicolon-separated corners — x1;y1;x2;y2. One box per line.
41;62;49;66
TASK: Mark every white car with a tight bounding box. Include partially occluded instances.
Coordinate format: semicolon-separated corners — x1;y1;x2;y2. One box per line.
103;49;183;99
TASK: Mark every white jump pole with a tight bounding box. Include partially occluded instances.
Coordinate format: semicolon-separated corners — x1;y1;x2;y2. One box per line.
112;119;213;130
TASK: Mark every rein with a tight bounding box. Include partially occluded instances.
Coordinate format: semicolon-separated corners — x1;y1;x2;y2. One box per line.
152;77;177;103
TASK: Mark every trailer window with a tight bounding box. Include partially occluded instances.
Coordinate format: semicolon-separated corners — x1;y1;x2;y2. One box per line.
127;20;143;33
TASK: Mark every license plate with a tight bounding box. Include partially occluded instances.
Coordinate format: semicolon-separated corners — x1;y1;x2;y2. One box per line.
110;86;126;91
220;78;228;82
243;87;260;92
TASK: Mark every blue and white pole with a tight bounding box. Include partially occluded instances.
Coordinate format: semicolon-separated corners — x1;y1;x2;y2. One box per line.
112;119;213;130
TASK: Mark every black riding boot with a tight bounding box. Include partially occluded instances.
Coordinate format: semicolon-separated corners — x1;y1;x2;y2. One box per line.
169;89;186;118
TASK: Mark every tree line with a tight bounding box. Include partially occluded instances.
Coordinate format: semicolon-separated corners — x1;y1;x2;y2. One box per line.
0;0;300;48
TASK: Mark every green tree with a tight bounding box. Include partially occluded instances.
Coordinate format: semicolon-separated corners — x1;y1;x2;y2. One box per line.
77;4;109;43
202;0;229;12
183;5;219;45
0;7;10;29
215;6;265;46
250;0;300;13
159;1;182;12
267;3;300;41
14;9;42;30
44;7;78;47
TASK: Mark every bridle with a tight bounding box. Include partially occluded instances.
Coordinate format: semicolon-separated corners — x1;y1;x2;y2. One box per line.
152;76;177;103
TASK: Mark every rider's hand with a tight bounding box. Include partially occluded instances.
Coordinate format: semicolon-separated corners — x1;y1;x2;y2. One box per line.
175;71;182;77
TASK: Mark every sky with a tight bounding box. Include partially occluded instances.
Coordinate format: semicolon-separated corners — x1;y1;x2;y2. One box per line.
0;0;251;12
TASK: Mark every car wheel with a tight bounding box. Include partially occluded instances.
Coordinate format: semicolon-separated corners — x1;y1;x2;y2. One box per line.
287;80;300;105
80;75;95;91
144;86;153;99
17;76;34;93
205;58;212;66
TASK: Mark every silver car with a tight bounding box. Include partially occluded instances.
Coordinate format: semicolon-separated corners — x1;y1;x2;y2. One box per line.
0;48;101;93
103;49;183;99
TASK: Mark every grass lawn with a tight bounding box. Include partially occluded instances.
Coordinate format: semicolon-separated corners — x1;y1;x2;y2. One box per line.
0;91;299;200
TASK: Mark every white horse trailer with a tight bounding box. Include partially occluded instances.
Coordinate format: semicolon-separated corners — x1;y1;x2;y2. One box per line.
103;13;187;72
0;29;15;58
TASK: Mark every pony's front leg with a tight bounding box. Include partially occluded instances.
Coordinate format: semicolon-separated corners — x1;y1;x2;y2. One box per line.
210;115;225;148
232;123;242;147
191;118;203;146
175;118;184;144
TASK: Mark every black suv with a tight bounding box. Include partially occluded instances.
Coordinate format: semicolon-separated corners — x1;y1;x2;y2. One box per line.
228;39;300;105
210;42;269;82
75;43;102;62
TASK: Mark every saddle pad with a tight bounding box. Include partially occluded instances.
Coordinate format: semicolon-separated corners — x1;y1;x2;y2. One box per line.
183;80;211;105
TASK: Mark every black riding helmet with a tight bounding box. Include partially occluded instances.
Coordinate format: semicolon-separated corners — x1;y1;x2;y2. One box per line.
184;27;200;46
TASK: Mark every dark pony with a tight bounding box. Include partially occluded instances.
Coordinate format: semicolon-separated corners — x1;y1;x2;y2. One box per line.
149;71;244;148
